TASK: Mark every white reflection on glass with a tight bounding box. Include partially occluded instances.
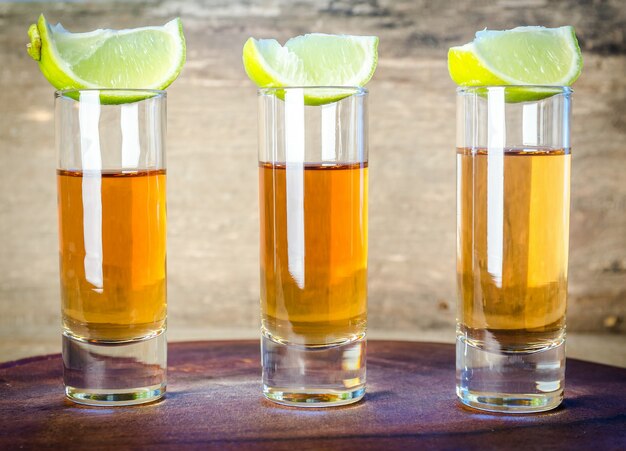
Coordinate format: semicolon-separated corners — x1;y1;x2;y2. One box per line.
121;102;141;169
284;89;305;288
321;102;337;161
357;97;366;246
79;91;103;290
487;88;505;287
523;102;538;147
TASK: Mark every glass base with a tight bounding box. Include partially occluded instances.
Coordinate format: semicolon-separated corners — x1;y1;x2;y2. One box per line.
65;384;165;407
456;332;565;413
62;330;166;406
262;331;366;407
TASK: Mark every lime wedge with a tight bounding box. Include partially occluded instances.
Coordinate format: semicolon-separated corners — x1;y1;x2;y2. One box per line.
242;33;378;105
448;26;582;100
27;14;185;98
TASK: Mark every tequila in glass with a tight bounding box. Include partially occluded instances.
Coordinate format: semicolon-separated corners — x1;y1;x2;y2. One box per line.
258;87;368;406
456;87;572;413
58;169;167;341
260;162;368;345
57;89;167;406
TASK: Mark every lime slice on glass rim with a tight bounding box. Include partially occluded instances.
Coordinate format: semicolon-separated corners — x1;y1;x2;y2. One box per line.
242;33;378;105
448;26;582;101
27;14;185;103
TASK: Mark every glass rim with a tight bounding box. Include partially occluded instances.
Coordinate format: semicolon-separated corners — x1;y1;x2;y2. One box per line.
55;88;167;98
457;85;572;94
258;86;367;96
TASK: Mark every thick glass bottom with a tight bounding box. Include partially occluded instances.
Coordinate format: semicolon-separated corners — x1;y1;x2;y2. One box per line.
456;387;563;413
456;330;565;413
62;330;166;406
261;330;366;407
263;386;366;407
65;384;165;407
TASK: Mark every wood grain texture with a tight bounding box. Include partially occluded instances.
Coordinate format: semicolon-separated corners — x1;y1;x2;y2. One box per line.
0;0;624;363
1;340;625;450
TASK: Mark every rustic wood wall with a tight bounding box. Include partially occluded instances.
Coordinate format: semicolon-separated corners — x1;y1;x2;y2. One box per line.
0;0;624;362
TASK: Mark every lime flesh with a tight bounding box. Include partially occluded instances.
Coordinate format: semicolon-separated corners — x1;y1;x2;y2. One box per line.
27;14;185;99
242;33;378;105
448;26;582;101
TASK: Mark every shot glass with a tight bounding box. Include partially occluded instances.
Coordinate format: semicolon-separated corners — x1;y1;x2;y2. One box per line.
456;86;572;413
57;89;167;406
258;87;368;406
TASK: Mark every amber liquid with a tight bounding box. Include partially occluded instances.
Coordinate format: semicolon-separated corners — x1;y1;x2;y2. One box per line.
259;162;368;345
457;148;570;349
58;169;167;341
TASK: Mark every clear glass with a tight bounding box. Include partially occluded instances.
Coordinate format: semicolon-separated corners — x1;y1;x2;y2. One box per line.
456;86;572;413
56;89;167;406
258;87;368;406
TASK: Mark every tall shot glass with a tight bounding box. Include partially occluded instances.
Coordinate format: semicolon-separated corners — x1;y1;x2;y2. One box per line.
57;89;167;405
456;86;572;413
258;87;368;406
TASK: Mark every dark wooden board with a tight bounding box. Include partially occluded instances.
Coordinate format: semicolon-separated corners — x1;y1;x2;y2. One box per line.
1;340;625;450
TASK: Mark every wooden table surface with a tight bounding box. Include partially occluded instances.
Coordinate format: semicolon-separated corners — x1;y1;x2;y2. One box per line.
1;340;625;450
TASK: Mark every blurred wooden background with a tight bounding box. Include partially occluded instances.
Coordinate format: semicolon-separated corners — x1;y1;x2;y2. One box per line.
0;0;624;365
